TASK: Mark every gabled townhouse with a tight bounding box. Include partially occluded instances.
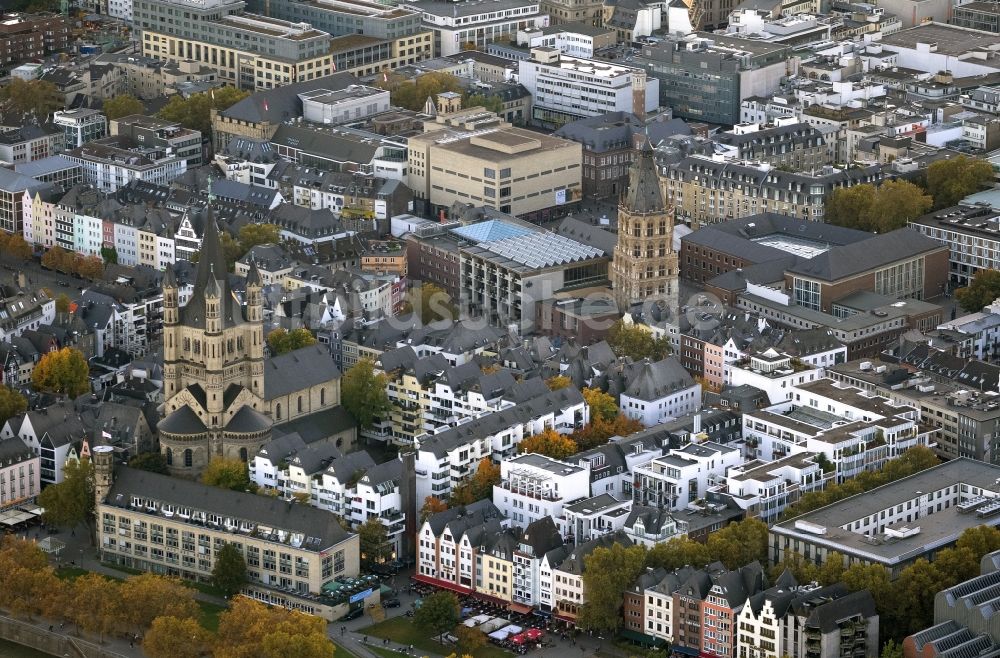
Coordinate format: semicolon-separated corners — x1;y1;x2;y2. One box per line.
623;567;668;646
416;500;504;593
493;453;591;528
622;505;686;548
0;436;40;511
413;386;588;503
1;399;88;484
632;442;742;512
549;531;634;625
511;516;564;611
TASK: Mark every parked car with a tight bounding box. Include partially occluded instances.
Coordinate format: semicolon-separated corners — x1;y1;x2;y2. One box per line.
338;607;364;621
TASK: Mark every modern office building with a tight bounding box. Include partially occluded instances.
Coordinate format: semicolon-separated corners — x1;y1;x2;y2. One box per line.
110;115;204;170
407;107;583;221
0;168;55;236
518;47;659;128
910;203;1000;287
952;1;1000;33
53;109;109;149
63;141;187;194
135;0;335;91
400;0;548;56
634;33;792;125
769;458;1000;577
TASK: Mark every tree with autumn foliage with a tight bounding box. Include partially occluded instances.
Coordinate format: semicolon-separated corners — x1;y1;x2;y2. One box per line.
119;573;200;634
545;375;572;391
214;597;334;658
518;428;578;460
0;232;33;261
450;458;500;505
143;616;213;658
582;387;619;422
421;495;448;521
572;414;643;450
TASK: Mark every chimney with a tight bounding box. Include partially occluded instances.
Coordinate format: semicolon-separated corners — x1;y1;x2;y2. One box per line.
693;413;701;435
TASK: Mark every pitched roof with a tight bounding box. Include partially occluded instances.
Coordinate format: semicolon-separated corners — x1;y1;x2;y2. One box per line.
263;343;340;400
787;228;945;281
220;73;359;124
105;467;354;550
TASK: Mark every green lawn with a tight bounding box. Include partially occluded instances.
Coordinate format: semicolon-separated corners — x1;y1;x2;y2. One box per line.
197;600;227;632
55;566;90;580
366;647;406;658
362;616;510;658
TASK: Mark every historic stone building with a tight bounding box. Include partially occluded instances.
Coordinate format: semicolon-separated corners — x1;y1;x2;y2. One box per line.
611;139;679;314
159;209;272;474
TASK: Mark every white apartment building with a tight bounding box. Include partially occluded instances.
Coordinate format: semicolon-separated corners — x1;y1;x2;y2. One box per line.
559;493;631;543
64;143;187;193
403;0;548;57
644;578;677;644
632;442;742;512
413;387;588;503
726;349;822;405
619;357;702;427
299;85;391;125
493;453;590;526
516;25;616;59
741;378;932;483
73;212;103;258
0;289;56;344
722;453;828;523
517;48;659;127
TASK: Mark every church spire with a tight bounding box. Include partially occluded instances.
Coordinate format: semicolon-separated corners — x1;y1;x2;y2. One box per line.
622;137;664;215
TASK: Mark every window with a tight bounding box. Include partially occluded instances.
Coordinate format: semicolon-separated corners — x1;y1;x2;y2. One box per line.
320;388;326;406
239;447;248;462
297;396;303;413
184;449;193;467
165;448;172;466
275;403;282;420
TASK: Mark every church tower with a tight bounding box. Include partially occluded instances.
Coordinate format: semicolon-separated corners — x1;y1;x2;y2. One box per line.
611;138;679;315
158;198;271;476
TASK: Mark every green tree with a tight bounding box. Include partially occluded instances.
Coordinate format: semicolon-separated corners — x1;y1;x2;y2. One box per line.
545;375;572;391
867;179;933;233
453;625;487;654
413;591;460;642
238;223;281;254
462;92;503;115
881;640;904;658
706;518;769;569
825;184;876;230
358;517;392;569
956;269;1000;313
378;72;463;112
0;385;27;426
158;86;250;134
579;543;647;633
571;413;644;450
212;542;248;598
267;328;318;355
201;457;253;492
841;562;893;611
517;428;578;460
956;524;1000;556
410;282;456;323
31;346;90;397
0;78;62;120
894;558;948;636
927;155;994;208
645;536;713;572
607;320;670;361
38;458;95;537
127;452;170;474
582;387;619;423
100;246;118;265
54;293;71;314
450;458;500;505
103;94;145;120
342;358;391;428
768;551;819;585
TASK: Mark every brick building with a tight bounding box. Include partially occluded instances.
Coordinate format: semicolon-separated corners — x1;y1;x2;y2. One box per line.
0;13;69;68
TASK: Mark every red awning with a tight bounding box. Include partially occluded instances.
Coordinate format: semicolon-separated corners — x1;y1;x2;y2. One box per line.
509;603;533;614
471;591;509;606
554;613;577;624
412;573;473;595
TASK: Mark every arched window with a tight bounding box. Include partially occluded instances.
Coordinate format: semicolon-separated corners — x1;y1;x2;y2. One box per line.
320;388;326;406
183;449;193;467
297;396;303;413
239;447;248;463
165;448;173;466
275;403;282;420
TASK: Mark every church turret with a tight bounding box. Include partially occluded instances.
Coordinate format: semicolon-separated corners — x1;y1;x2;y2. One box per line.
163;263;180;398
92;445;115;509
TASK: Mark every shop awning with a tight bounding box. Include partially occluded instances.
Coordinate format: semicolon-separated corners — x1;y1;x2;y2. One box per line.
412;574;473;596
508;603;533;614
619;629;665;647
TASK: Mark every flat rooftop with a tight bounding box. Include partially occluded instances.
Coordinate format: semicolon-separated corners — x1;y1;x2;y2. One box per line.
771;458;1000;563
880;23;1000;60
752;234;831;259
508;452;585;476
956;1;1000;14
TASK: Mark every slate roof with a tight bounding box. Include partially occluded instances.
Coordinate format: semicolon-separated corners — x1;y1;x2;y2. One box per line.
263;343;340;400
157;405;207;435
803;589;876;632
622;139;665;215
272;406;356;444
220;73;359;124
622;356;696;402
520;516;563;557
104;467;354;550
225;405;272;434
787;228;945;281
555;218;617;257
